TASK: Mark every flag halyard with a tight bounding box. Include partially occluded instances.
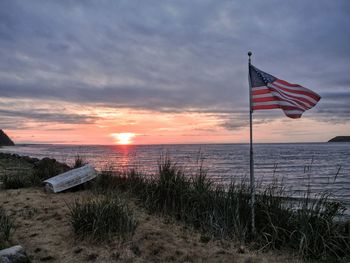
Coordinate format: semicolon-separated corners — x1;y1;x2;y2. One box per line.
249;64;321;118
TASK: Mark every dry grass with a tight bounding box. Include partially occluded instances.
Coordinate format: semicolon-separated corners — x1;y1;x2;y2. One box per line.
0;188;299;263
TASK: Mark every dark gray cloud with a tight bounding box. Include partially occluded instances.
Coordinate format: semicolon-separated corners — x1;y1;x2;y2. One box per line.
0;109;96;124
0;0;349;128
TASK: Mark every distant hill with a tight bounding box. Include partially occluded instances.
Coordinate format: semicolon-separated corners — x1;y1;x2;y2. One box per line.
328;136;350;142
0;129;15;146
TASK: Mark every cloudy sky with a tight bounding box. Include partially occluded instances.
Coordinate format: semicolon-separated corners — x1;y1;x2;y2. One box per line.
0;0;349;144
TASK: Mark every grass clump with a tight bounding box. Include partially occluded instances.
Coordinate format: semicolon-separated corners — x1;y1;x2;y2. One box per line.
0;207;14;249
73;154;87;169
2;173;28;189
68;195;137;241
97;155;350;261
1;169;34;189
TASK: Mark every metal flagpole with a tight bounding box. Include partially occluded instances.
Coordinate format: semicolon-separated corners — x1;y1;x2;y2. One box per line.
248;51;256;234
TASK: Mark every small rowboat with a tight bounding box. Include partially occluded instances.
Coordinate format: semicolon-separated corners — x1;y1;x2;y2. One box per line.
44;164;97;193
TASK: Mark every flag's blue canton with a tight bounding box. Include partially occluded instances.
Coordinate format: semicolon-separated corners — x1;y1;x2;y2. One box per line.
252;66;275;84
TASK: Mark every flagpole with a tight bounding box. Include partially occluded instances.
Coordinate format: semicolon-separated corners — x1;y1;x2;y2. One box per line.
248;51;256;234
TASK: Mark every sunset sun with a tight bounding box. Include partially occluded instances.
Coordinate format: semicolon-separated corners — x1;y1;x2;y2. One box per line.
110;133;135;145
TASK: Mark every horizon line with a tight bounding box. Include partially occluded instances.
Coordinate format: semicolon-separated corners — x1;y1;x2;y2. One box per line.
7;141;333;147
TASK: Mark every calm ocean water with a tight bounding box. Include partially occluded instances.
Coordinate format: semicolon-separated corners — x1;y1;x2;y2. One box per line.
1;143;350;211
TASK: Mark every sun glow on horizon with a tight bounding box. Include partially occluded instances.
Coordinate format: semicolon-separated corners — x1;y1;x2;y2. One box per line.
110;132;135;145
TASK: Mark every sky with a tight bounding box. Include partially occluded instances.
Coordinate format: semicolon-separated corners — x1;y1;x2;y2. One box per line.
0;0;349;145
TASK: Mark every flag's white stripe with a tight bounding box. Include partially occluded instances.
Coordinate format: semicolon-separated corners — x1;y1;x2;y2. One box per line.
268;83;318;105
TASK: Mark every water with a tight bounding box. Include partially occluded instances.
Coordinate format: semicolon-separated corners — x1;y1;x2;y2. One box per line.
1;143;349;210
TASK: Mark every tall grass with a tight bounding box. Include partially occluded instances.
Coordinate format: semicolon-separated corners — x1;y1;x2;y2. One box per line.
68;195;137;241
0;207;13;249
96;156;350;261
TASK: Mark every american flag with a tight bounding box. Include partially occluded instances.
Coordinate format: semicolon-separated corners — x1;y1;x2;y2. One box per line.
249;64;321;118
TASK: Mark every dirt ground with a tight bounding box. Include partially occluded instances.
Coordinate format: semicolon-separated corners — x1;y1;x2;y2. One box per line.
0;155;301;263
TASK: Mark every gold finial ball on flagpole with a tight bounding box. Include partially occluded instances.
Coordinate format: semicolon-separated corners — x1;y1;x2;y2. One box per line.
248;51;252;57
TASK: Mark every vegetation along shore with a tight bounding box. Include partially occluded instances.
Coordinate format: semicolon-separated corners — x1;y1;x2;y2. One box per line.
0;152;349;262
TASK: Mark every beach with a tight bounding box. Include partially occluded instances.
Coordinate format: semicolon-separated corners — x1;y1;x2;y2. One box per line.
0;153;301;263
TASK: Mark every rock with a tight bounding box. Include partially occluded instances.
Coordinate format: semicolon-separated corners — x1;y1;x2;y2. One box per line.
0;245;30;263
31;158;39;163
22;156;37;164
328;136;350;142
0;130;15;146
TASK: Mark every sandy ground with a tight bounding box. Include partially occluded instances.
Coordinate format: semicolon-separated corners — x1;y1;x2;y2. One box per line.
0;156;301;263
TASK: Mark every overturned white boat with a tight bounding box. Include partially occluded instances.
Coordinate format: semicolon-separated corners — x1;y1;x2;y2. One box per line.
44;164;98;193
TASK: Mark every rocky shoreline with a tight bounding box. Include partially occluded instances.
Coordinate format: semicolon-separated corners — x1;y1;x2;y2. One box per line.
0;152;69;170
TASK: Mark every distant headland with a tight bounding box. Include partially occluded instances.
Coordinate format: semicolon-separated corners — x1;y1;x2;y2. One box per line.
0;129;15;146
328;136;350;142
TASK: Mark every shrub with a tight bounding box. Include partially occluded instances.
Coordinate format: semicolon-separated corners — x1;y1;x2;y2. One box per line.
68;196;137;241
